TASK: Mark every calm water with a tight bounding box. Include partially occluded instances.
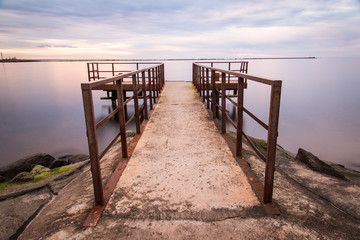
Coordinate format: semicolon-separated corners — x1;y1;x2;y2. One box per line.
0;59;359;171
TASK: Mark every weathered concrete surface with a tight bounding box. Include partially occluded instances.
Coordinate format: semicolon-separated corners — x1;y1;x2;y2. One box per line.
103;81;261;222
18;82;360;239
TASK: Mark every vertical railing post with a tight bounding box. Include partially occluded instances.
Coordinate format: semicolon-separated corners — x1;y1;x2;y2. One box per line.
202;67;205;102
157;66;161;95
148;69;153;110
194;65;197;90
87;63;91;82
211;70;216;118
132;75;141;134
195;65;199;91
161;64;165;89
155;67;159;98
264;81;282;203
142;71;148;120
112;63;115;76
81;85;104;206
96;63;99;80
221;72;226;133
206;68;210;109
199;67;203;97
236;77;244;157
152;68;156;103
91;63;95;81
115;78;128;158
192;64;195;85
228;62;231;83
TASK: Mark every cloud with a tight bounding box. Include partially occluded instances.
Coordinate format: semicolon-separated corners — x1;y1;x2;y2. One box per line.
37;44;78;48
1;0;360;58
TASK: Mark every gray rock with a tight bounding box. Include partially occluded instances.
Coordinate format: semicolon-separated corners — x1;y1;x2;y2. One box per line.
295;148;347;180
0;153;55;180
58;154;89;164
49;160;69;169
10;172;34;183
30;165;50;175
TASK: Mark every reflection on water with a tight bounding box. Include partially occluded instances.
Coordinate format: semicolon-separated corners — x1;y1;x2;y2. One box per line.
0;59;359;171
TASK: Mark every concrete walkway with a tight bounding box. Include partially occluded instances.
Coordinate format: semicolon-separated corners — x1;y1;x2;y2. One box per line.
102;82;261;220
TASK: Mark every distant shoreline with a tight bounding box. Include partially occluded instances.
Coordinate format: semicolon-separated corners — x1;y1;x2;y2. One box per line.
0;57;317;63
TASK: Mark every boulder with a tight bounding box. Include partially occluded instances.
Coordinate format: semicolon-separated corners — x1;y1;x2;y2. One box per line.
49;160;69;169
0;153;55;180
295;148;347;180
10;172;34;183
58;154;89;164
30;165;50;175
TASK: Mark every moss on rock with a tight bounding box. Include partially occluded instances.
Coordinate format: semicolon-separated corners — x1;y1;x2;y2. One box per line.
11;172;34;183
30;165;50;175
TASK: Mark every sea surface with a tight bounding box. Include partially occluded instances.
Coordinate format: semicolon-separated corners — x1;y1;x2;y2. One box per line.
0;58;359;171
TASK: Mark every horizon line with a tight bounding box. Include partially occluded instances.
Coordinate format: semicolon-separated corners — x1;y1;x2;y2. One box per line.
0;56;317;62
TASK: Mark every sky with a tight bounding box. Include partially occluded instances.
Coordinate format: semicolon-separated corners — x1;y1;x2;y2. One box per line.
1;0;360;59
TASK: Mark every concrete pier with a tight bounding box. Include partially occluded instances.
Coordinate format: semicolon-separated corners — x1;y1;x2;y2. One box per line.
18;82;360;239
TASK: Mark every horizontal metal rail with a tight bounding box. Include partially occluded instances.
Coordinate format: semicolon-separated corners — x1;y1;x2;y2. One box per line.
192;62;282;204
81;63;165;207
87;62;162;82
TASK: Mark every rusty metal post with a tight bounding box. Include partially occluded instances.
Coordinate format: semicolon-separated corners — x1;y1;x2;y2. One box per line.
91;63;95;81
199;67;203;97
264;81;282;203
157;66;161;95
115;79;128;158
154;66;158;96
194;65;197;90
195;65;199;91
132;75;141;134
152;68;156;103
221;72;226;133
160;64;163;88
202;67;206;102
161;64;165;89
155;67;159;98
236;77;244;157
211;70;216;118
148;69;153;110
87;63;91;82
160;65;162;89
142;71;148;120
228;62;231;83
192;63;196;86
206;68;210;109
81;85;104;206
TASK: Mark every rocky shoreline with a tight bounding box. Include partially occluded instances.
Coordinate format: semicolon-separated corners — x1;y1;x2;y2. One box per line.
245;134;360;186
0;154;90;240
0;130;137;240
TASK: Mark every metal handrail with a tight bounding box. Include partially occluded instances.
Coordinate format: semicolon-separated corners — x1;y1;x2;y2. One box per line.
81;63;164;206
192;63;282;204
87;62;162;82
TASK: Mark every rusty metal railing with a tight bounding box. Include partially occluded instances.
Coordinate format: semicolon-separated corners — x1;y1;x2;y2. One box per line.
192;63;282;204
81;63;164;207
87;62;162;81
